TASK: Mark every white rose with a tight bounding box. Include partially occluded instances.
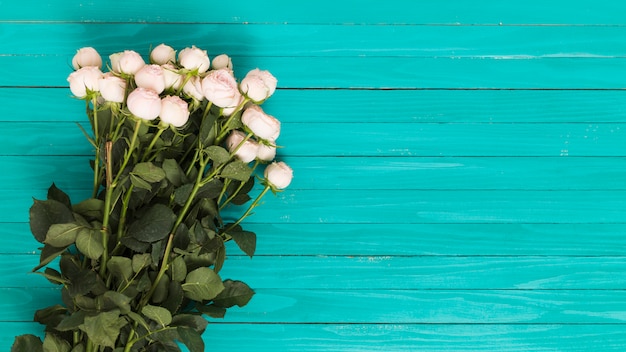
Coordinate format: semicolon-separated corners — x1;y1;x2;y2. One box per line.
222;96;243;117
115;50;145;75
226;130;259;163
241;104;280;140
201;69;242;108
160;95;190;127
264;161;293;189
182;76;205;101
72;47;102;70
135;64;165;94
161;64;184;90
67;66;102;98
99;73;126;103
109;52;122;73
127;87;161;120
257;143;277;162
211;54;233;71
178;46;210;73
150;44;176;65
240;68;277;103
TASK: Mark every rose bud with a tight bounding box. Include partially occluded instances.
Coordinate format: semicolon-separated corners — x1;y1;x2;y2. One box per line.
182;76;205;101
257;142;277;162
241;104;280;140
150;43;176;65
161;63;184;90
178;45;210;73
226;130;259;163
115;50;145;75
135;64;165;94
211;54;233;71
240;68;277;103
127;87;161;121
67;66;102;98
201;69;242;108
99;72;126;103
108;52;122;73
160;95;190;127
264;161;293;190
71;47;102;70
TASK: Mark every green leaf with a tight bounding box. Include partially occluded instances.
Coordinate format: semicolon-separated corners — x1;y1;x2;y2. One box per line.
226;228;257;258
55;310;87;332
162;159;187;187
130;173;153;191
42;333;71;352
47;183;72;209
103;291;132;314
79;310;127;349
212;280;255;308
181;267;224;301
75;228;104;260
205;146;230;165
128;204;176;243
162;281;184;314
131;253;152;273
34;305;67;326
132;162;166;183
169;256;187;282
142;305;172;328
70;344;85;352
195;304;226;319
171;314;208;333
213;241;225;274
176;327;204;352
151;273;170;304
37;268;66;285
72;198;105;221
126;311;151;332
196;179;223;200
67;269;99;297
44;222;83;247
199;112;217;147
30;199;74;243
220;160;253;182
107;256;133;283
173;184;193;206
11;334;43;352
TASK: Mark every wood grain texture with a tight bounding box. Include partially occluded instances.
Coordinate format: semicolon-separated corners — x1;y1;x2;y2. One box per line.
3;0;626;25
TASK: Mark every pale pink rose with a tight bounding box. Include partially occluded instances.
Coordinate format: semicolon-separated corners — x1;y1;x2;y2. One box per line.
211;54;233;71
240;68;277;102
241;104;280;140
264;161;293;189
127;87;161;120
161;64;184;90
115;50;145;75
201;69;242;108
178;46;210;73
257;143;277;162
71;47;102;70
182;76;204;101
108;52;122;73
226;130;259;163
135;64;165;94
222;95;243;117
67;66;102;98
150;44;176;65
98;73;126;103
160;95;190;127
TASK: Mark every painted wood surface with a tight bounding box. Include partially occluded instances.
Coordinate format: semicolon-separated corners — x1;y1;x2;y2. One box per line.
1;0;625;351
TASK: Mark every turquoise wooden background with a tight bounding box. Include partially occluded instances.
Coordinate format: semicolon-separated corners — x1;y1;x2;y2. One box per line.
2;0;626;350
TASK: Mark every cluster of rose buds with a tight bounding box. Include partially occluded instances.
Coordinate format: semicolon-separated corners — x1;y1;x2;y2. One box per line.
67;44;292;190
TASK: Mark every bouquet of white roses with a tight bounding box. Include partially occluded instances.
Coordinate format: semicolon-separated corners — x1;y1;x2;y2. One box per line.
12;44;292;352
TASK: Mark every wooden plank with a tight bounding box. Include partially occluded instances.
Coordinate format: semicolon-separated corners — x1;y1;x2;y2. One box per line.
5;89;626;124
3;156;625;191
7;254;626;289
4;222;626;256
5;56;626;89
3;0;626;25
6;23;626;58
2;322;626;352
2;189;626;224
2;122;625;157
2;287;626;324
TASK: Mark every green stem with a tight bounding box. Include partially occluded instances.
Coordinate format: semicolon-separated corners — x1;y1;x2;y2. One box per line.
113;119;142;187
91;98;101;198
219;160;259;210
115;183;135;243
224;185;271;232
142;127;165;161
214;98;249;144
99;141;114;277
